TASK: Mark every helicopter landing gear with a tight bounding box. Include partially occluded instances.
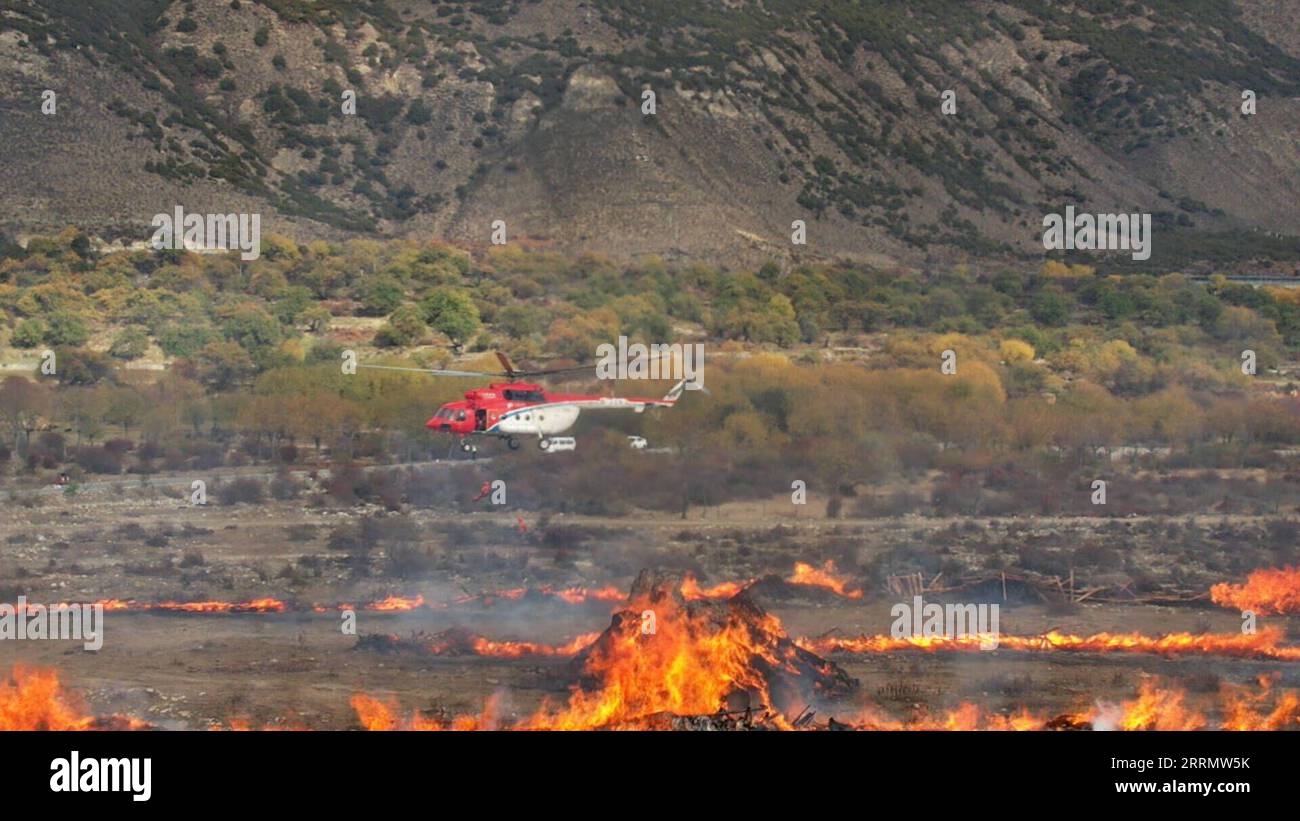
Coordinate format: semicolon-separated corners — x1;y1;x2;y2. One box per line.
538;438;551;451
507;437;520;450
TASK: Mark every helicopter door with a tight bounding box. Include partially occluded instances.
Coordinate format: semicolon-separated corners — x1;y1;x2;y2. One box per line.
475;409;488;431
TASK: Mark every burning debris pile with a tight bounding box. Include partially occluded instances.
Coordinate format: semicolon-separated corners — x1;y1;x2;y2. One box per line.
351;569;859;730
630;708;827;731
552;570;859;728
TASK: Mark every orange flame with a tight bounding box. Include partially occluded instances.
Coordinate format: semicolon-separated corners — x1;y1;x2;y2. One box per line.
1221;674;1300;730
786;561;863;598
154;597;287;613
80;562;862;617
354;677;1300;732
87;598;287;613
550;586;626;605
0;667;147;730
522;597;803;729
1211;567;1300;615
844;678;1299;731
797;626;1300;661
350;693;501;731
679;575;748;600
361;586;844;730
845;701;1052;731
1107;680;1208;730
467;632;601;658
366;594;426;612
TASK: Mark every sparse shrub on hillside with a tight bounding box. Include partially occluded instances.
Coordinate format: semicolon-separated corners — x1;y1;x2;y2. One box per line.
327;523;362;552
218;477;265;505
286;524;318;542
43;312;90;346
109;326;150;360
73;446;123;475
11;319;44;348
159;324;219;357
386;543;439;576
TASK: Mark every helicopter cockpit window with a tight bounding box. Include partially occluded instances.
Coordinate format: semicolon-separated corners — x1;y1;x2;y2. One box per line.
455;410;467;422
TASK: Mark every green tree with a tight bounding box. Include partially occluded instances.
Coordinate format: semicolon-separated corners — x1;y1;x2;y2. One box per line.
219;303;284;361
496;304;542;339
306;341;344;365
159;323;218;357
44;312;91;346
1030;292;1070;326
296;305;333;333
375;303;427;348
421;288;480;350
359;274;405;316
271;286;313;325
109;326;150;360
102;386;148;435
195;341;256;391
11;319;44;348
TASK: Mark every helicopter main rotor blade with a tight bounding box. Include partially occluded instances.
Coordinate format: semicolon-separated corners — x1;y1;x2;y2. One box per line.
511;363;602;377
358;351;695;381
510;353;685;379
495;351;517;378
356;364;505;378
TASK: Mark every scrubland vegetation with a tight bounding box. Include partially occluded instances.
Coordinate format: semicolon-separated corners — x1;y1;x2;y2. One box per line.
1;230;1297;521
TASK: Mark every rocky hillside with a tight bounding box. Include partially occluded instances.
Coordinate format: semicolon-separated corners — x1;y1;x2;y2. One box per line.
2;0;1299;269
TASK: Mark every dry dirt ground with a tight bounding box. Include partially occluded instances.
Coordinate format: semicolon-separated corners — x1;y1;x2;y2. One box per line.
2;480;1298;729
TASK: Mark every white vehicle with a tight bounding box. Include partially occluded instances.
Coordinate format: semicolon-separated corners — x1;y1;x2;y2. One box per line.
627;436;647;449
539;436;576;453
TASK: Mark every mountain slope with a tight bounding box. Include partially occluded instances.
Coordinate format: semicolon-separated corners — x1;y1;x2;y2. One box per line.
2;0;1299;268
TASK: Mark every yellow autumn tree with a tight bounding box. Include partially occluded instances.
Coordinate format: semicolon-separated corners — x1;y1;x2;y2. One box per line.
999;338;1035;363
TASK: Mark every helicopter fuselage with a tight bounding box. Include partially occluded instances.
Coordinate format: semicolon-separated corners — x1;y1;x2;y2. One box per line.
426;381;680;442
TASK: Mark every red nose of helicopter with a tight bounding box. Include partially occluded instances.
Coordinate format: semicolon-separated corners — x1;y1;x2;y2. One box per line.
427;403;471;432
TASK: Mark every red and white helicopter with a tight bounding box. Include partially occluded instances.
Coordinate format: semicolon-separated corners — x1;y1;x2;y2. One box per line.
360;353;687;453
